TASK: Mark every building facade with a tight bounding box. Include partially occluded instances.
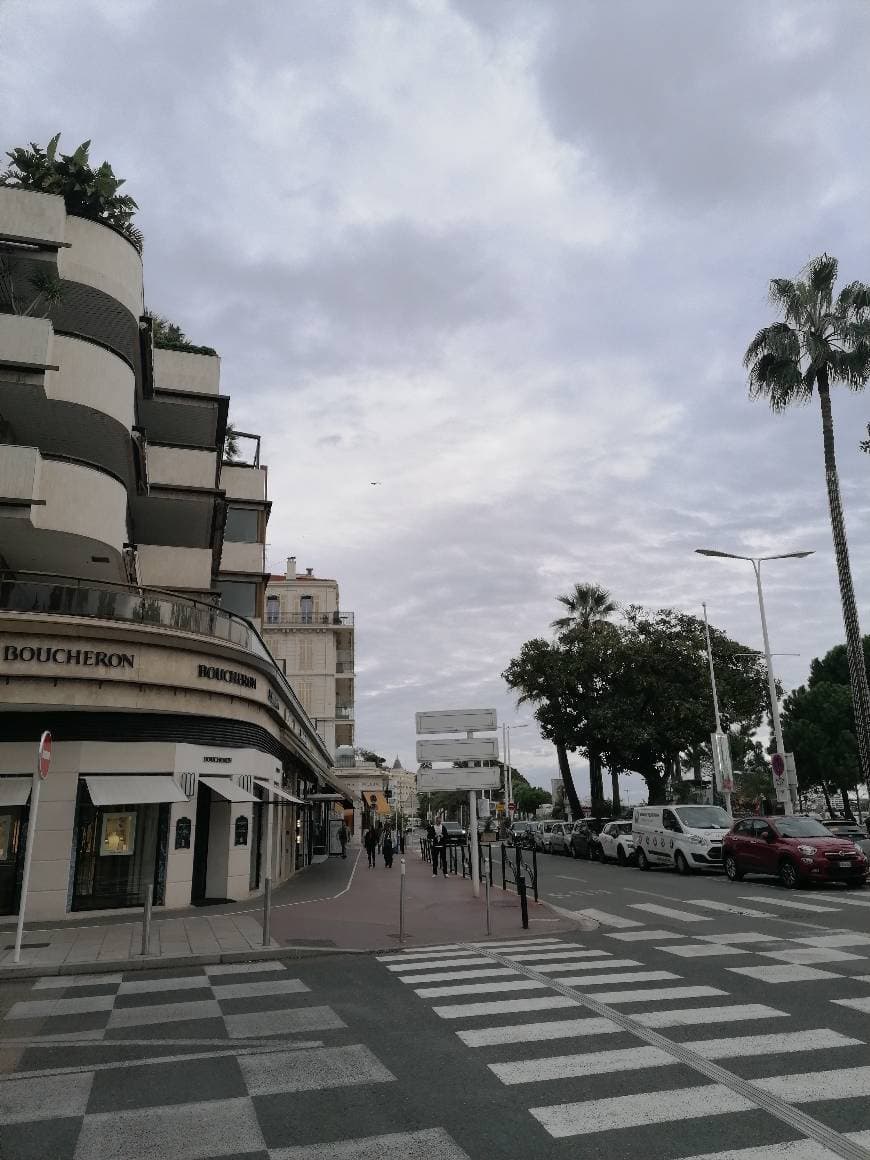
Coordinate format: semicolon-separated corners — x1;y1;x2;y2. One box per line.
0;186;346;920
333;753;418;835
262;560;355;756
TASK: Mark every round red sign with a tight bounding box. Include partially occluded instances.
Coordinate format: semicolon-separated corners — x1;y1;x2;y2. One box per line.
771;752;785;779
38;731;52;779
508;801;517;812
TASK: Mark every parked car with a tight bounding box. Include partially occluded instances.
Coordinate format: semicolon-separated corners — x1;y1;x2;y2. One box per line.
441;821;467;845
633;804;731;874
823;819;870;859
506;821;536;849
596;820;636;865
567;820;598;859
536;820;556;853
547;821;572;855
724;815;868;888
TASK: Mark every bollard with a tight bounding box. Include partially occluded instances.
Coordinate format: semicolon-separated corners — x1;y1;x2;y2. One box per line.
517;869;529;930
501;843;506;891
484;866;491;935
140;884;153;956
399;856;406;942
532;848;539;901
487;843;493;886
262;877;272;947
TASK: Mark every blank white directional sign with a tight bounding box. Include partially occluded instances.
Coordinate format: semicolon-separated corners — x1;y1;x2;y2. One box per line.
416;709;498;734
416;737;499;763
417;769;500;791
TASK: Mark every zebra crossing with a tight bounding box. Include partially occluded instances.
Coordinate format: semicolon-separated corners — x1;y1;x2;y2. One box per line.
377;926;870;1157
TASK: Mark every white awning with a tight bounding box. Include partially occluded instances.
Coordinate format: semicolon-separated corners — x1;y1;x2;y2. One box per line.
83;775;187;807
199;776;258;803
0;778;32;807
253;778;306;806
307;793;348;803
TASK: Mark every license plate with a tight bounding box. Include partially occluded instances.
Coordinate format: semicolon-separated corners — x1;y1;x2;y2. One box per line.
838;861;852;868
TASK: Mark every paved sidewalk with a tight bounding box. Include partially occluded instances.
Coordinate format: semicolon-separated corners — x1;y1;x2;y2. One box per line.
0;843;585;978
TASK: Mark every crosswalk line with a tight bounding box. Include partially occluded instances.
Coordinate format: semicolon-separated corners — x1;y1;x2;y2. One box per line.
728;964;841;984
659;944;750;958
118;976;210;996
467;938;565;949
832;997;870;1014
674;1140;844;1159
502;949;608;962
530;1083;753;1137
267;1127;473;1160
606;929;683;941
739;895;842;914
574;909;644;928
556;970;680;987
759;947;864;965
432;996;579;1020
684;1028;861;1060
825;895;870;909
633;1003;788;1028
699;933;781;945
414;979;545;999
107;999;222;1029
684;898;775;919
528;959;639;974
385;957;493;972
793;934;870;948
32;974;123;990
397;967;518;984
757;1064;870;1103
6;994;116;1020
582;985;727;1005
629;903;711;922
378;948;471;962
205;978;310;1000
457;1016;622;1048
238;1044;395;1094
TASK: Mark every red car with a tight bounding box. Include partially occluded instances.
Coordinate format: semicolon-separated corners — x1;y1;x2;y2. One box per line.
723;815;868;889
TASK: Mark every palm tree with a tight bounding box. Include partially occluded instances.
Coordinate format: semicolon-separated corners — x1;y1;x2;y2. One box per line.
552;582;618;812
744;254;870;791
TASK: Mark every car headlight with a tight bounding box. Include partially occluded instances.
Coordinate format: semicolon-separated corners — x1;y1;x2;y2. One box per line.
689;835;705;845
797;844;817;856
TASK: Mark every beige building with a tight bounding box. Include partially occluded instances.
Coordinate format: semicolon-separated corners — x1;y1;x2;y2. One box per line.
333;754;418;834
0;187;347;920
262;560;355;757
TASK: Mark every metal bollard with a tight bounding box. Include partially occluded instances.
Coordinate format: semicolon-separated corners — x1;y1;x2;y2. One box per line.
501;843;506;890
262;877;272;947
399;857;406;942
140;884;153;956
484;867;491;935
517;870;529;930
532;849;539;901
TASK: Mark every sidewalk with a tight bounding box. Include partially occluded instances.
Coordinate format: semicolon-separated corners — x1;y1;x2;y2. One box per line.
0;843;587;978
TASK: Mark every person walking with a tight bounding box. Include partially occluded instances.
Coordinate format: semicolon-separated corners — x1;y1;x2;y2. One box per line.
338;821;349;860
382;828;394;869
431;818;448;878
364;827;378;868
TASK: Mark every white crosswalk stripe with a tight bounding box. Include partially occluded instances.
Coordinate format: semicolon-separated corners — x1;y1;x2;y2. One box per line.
433;995;579;1019
385;957;493;971
520;958;639;974
683;898;776;918
457;1016;621;1048
531;1084;754;1138
396;967;518;984
500;948;610;962
629;903;711;922
794;934;870;947
728;964;841;984
574;909;644;927
414;979;546;999
738;894;842;914
633;1003;788;1028
833;996;870;1014
758;947;865;965
555;970;681;987
578;984;727;1004
606;929;682;941
659;944;750;958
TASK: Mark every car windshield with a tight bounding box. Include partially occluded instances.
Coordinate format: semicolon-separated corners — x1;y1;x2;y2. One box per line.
776;818;836;837
616;823;633;834
674;806;731;829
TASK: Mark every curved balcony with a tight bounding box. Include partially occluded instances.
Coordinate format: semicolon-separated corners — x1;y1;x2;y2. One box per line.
58;214;144;321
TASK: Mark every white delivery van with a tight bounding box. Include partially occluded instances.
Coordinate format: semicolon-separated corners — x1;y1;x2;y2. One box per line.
632;804;731;874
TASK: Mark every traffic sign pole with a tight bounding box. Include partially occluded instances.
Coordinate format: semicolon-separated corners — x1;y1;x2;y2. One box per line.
13;732;51;964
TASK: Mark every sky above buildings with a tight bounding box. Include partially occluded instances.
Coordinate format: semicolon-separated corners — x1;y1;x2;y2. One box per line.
3;0;870;797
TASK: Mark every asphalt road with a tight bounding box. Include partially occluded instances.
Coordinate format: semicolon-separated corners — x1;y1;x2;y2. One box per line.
1;855;870;1160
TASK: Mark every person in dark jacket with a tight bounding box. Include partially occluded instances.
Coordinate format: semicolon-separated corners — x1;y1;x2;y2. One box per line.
428;819;448;877
364;827;378;868
382;829;394;869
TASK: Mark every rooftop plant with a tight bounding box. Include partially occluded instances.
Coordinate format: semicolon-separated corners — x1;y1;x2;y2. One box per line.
147;312;218;357
0;255;64;317
1;133;143;253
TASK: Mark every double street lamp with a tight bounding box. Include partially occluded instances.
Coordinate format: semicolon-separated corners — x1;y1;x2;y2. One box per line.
695;549;814;815
501;722;529;819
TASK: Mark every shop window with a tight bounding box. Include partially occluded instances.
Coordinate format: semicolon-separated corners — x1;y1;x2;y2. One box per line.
100;812;137;856
235;816;249;846
224;507;260;543
175;817;192;850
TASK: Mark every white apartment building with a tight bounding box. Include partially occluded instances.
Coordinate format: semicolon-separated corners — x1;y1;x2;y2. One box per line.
262;559;355;757
333;754;418;834
0;186;347;920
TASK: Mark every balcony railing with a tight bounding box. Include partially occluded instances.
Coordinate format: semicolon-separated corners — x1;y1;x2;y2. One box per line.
335;662;354;675
264;612;354;627
335;705;354;720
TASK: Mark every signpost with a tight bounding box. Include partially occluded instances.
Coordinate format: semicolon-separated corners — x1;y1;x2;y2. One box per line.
771;752;789;804
508;801;516;813
13;731;51;964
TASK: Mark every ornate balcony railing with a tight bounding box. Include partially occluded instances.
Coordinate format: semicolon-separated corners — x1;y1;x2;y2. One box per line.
264;612;354;627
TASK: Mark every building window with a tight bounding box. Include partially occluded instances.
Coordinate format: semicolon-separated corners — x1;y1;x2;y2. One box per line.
174;817;192;849
216;581;258;618
234;816;249;846
266;595;279;624
300;595;313;624
224;507;260;543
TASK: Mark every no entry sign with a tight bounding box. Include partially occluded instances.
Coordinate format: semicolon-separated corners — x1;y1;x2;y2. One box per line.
38;731;52;779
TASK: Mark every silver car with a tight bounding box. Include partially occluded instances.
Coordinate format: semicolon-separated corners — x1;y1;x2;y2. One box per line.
824;820;870;859
547;821;572;855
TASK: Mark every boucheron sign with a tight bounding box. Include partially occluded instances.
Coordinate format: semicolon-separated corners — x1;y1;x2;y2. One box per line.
2;644;135;669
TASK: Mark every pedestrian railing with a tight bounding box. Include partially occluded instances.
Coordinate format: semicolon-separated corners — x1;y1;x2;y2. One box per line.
500;842;539;901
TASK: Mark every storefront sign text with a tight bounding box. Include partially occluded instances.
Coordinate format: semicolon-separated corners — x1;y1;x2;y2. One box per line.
3;645;134;669
197;664;257;690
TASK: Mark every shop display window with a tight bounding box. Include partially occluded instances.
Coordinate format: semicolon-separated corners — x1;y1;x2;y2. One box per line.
100;812;136;856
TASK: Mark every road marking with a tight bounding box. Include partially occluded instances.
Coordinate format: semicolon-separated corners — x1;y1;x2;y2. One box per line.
106;999;221;1028
760;947;864;965
756;1065;870;1103
6;994;116;1020
206;960;288;975
0;1070;94;1124
502;948;607;962
684;1029;861;1060
685;898;775;918
32;973;123;990
238;1044;395;1094
606;929;683;941
397;967;518;984
739;895;843;914
432;996;579;1020
629;903;711;922
825;896;870;909
414;979;545;999
833;997;870;1014
528;959;639;974
377;948;474;962
266;1127;473;1160
556;970;681;987
580;985;727;1005
224;1005;345;1039
794;934;870;948
659;944;750;958
204;978;310;1000
385;957;493;972
728;964;841;984
530;1084;753;1138
118;976;210;996
667;1140;845;1159
633;1003;788;1028
572;909;643;927
699;933;782;944
457;1016;621;1048
467;938;565;948
492;1043;671;1084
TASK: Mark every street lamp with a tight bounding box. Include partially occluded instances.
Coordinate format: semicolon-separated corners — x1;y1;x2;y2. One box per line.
695;548;814;815
501;722;530;820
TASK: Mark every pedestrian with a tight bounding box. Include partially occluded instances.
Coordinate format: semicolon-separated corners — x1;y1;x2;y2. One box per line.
431;818;448;878
364;827;377;868
338;821;349;860
383;829;394;869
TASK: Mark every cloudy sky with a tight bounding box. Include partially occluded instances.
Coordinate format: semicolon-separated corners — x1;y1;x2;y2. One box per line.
3;0;870;796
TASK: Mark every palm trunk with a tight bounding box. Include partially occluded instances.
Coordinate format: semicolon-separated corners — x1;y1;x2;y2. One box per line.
555;738;582;821
609;766;621;814
817;369;870;794
821;782;834;815
589;751;605;812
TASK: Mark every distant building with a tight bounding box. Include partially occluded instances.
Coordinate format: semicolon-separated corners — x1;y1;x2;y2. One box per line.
333;752;418;833
262;560;354;757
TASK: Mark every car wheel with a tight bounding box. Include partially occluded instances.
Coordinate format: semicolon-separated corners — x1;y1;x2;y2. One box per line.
636;848;649;871
674;850;692;876
617;845;627;866
779;859;799;889
724;854;743;882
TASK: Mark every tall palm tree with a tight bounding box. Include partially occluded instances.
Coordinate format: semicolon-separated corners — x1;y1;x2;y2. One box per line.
744;254;870;790
552;582;618;812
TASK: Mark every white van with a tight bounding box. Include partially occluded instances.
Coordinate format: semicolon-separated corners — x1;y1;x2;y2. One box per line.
632;804;731;874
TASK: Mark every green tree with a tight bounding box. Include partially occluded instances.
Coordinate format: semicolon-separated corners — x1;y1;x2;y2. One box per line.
551;582;618;811
514;785;551;818
744;255;870;791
